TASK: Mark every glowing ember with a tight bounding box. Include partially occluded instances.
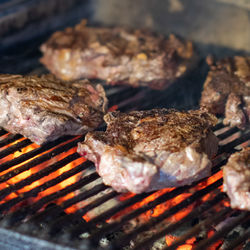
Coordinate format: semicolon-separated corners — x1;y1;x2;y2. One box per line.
111;167;226;224
165;235;177;246
108;161;228;249
207;230;223;250
178;244;193;250
109;187;192;222
108;105;118;112
165;235;195;249
0;138;85;213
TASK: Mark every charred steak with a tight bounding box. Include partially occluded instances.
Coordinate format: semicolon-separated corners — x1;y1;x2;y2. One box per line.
77;109;218;193
223;147;250;210
200;56;250;129
0;74;107;145
40;20;195;90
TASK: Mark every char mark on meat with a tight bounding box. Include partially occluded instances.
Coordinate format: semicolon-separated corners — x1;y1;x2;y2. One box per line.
78;109;218;193
40;20;195;90
0;74;108;145
200;56;250;129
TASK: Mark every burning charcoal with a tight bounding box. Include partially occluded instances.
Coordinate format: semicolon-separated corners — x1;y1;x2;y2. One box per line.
0;74;107;145
40;20;196;90
78;109;218;193
200;56;250;129
218;224;246;249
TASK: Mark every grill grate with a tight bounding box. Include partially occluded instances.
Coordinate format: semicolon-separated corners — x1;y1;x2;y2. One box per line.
0;90;249;249
0;4;249;247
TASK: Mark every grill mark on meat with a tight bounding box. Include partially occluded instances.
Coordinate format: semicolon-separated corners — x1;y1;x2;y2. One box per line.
0;74;108;145
200;56;250;129
40;20;195;89
78;109;218;193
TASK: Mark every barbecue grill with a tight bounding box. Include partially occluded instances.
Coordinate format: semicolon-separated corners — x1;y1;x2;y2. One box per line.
0;1;250;249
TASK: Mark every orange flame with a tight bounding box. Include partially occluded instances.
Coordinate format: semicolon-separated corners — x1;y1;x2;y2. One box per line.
165;235;196;250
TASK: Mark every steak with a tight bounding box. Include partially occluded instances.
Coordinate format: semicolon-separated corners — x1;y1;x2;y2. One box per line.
200;56;250;129
223;147;250;210
40;20;195;90
0;74;107;145
77;109;218;193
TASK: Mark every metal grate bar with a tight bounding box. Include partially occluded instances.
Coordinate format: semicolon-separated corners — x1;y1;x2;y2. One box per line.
7;169;97;228
211;138;245;175
105;85;130;97
164;205;232;250
224;221;250;250
27;172;101;217
211;158;228;175
218;132;250;154
0;136;84;184
70;192;154;237
116;89;150;111
31;183;108;225
0;135;74;174
194;212;250;250
0;129;8;137
6;171;99;229
133;192;228;250
0;153;80;211
88;178;222;245
61;184;109;210
0;134;23;149
106;87;144;111
68;190;118;218
4;161;91;226
118;179;222;247
212;121;224;131
50;190;118;235
72;187;190;239
216;127;239;140
0;139;32;160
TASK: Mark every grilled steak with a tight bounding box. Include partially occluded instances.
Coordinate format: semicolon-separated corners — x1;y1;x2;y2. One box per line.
0;74;107;145
77;109;218;193
40;20;195;90
223;148;250;210
200;56;250;129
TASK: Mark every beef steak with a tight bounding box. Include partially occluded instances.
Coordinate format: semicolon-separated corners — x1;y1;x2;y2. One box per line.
223;147;250;210
0;74;107;145
40;20;195;90
200;56;250;129
77;109;218;193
